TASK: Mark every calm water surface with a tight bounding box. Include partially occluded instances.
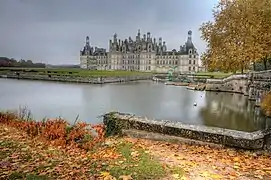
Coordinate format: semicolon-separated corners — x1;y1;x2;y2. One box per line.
0;78;270;132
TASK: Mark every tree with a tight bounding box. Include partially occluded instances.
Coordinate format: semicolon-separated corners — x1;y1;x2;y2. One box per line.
200;0;271;72
0;57;46;68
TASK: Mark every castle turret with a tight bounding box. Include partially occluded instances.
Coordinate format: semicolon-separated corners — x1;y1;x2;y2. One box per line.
186;30;195;53
136;29;141;42
147;32;151;41
162;41;167;52
113;33;117;43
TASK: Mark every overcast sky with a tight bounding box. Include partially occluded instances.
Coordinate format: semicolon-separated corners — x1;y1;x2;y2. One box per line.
0;0;217;64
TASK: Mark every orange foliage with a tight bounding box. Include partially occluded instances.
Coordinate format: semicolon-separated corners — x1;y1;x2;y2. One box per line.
261;92;271;116
0;112;105;150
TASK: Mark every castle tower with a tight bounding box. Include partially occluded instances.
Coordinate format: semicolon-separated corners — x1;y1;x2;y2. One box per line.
84;36;92;55
113;33;117;43
136;29;141;42
186;30;194;53
86;36;90;46
147;32;151;41
159;37;162;45
162;41;167;52
187;30;192;42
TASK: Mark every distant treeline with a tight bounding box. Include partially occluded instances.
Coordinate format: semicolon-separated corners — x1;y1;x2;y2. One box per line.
0;57;46;68
46;64;80;68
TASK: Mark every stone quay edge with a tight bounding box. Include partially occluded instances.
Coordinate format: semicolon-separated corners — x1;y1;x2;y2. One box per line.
0;73;152;84
103;112;271;151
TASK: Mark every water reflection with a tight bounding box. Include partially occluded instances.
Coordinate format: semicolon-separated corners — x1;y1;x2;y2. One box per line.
200;92;269;132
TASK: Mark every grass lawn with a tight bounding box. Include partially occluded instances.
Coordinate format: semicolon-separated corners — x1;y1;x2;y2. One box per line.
0;125;183;180
0;67;152;77
1;120;271;179
90;141;172;180
195;71;233;79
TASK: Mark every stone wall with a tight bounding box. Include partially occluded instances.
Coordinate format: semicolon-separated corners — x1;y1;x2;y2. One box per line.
205;74;248;95
205;71;271;111
247;70;271;105
0;72;152;84
103;112;271;150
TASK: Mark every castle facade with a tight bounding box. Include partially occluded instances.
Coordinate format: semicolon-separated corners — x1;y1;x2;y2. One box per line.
80;30;199;73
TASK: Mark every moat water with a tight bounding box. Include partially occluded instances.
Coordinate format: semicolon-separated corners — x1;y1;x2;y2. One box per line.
0;78;270;132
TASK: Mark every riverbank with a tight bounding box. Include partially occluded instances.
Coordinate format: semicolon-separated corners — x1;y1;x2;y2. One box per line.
0;110;271;180
2;126;271;180
0;111;177;180
164;82;206;91
1;111;271;179
0;73;152;84
0;68;153;84
0;67;152;77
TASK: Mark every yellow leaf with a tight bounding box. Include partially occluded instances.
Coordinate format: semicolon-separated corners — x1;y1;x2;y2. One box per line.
172;174;180;179
119;175;133;180
233;157;240;162
233;163;240;169
210;174;223;179
100;171;110;177
200;171;210;177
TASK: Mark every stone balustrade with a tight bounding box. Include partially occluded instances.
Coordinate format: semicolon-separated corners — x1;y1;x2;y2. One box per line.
103;112;271;150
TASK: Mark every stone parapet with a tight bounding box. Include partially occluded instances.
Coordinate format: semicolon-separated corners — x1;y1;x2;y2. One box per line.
103;112;271;150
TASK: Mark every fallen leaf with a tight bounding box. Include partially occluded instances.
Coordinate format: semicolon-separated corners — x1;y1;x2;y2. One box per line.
100;171;110;177
119;175;133;180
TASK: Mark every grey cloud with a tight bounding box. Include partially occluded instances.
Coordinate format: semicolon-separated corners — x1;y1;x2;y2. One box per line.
0;0;217;64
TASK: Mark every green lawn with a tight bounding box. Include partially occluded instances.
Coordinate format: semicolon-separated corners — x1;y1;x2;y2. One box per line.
195;72;233;79
0;67;152;77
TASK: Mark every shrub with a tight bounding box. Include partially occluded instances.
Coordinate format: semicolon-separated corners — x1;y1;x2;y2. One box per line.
0;109;105;151
260;92;271;116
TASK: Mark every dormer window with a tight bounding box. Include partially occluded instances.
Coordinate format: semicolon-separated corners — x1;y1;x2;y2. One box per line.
189;49;192;54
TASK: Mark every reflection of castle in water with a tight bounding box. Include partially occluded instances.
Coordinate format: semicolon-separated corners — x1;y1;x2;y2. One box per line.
200;92;270;132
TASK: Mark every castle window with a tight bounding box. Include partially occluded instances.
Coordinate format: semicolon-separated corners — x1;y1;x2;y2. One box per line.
169;61;171;65
193;67;195;71
189;55;192;58
189;60;191;64
194;55;196;58
193;60;196;64
175;61;178;65
189;67;191;71
149;60;151;64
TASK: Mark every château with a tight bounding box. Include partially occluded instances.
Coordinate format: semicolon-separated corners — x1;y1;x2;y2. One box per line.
80;30;199;73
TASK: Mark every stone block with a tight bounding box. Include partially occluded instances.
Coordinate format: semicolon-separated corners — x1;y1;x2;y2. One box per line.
103;112;271;150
